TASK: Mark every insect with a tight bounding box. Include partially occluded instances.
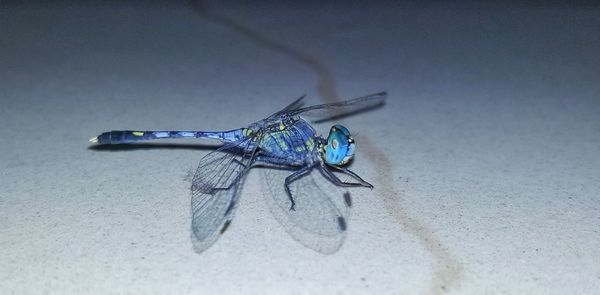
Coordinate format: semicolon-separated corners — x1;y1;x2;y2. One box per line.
90;92;386;253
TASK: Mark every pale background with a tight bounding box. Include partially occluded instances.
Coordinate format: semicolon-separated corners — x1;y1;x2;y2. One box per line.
1;1;599;294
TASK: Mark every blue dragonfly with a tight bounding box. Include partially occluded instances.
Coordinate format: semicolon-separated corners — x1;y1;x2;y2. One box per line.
90;92;386;253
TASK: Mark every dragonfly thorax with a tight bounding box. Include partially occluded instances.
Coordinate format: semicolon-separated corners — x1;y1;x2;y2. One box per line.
322;124;355;166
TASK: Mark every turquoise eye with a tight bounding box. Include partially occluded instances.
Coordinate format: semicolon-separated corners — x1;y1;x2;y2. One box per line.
324;124;355;166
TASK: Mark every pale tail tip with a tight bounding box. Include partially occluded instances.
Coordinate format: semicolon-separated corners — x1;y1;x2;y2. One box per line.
89;137;99;144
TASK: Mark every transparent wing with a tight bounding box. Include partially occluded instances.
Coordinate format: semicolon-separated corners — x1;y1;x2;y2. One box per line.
259;164;351;254
190;137;257;253
268;94;306;118
288;92;386;122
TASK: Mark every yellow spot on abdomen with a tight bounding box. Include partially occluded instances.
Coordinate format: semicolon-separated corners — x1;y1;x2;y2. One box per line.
305;137;315;150
132;131;144;136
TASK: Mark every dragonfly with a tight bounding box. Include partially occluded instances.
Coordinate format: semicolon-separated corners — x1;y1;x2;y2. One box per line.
90;92;386;253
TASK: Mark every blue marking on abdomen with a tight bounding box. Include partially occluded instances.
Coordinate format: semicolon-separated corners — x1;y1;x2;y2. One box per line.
95;128;247;144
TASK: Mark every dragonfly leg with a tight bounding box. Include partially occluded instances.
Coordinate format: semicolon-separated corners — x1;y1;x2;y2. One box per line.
284;165;313;211
334;167;374;188
319;165;373;189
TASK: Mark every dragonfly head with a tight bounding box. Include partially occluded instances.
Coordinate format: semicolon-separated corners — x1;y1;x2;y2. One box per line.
323;124;355;166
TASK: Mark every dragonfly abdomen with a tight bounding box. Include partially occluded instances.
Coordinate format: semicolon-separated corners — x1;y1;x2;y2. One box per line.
91;129;248;144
